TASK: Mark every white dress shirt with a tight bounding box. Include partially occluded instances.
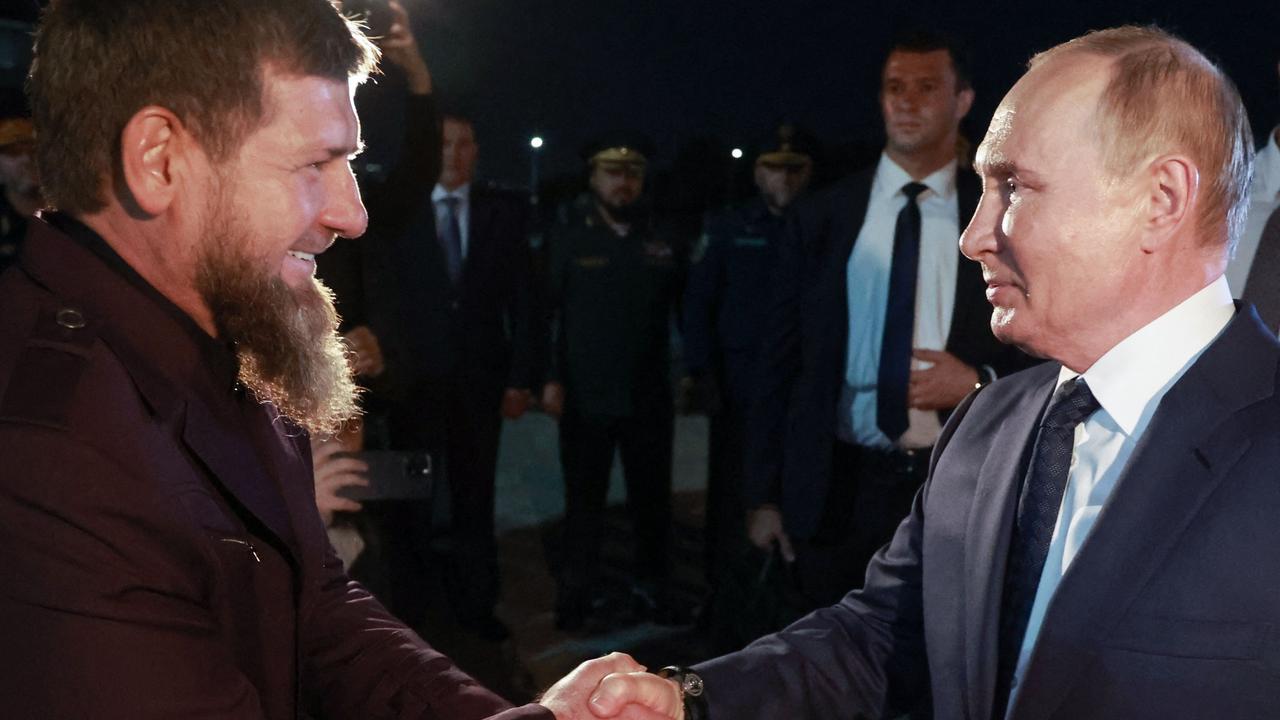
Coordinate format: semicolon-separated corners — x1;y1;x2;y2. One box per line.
1007;276;1236;711
1226;127;1280;295
431;182;471;260
838;154;960;449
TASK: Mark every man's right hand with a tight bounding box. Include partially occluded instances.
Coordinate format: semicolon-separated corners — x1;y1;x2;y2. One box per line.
310;438;369;526
747;504;795;563
379;0;432;94
540;653;674;719
541;381;566;420
587;669;685;719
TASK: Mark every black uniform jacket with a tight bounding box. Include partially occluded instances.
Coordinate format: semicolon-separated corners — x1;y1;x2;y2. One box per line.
545;198;679;418
682;197;785;410
0;216;550;720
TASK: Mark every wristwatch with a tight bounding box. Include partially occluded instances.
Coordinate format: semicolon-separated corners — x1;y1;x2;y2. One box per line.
657;666;708;720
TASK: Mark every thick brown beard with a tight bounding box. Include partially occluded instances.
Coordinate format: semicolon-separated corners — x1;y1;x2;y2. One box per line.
194;225;359;437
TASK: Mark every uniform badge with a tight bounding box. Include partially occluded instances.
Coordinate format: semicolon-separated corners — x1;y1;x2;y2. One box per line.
690;234;710;264
643;241;674;260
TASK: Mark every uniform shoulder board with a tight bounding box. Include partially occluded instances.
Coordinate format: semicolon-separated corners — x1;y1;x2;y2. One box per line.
0;302;100;430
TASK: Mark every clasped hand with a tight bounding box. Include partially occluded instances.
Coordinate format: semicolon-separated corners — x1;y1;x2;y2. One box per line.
539;653;686;720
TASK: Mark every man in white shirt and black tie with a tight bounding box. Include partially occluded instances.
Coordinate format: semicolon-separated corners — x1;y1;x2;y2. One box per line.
742;29;1034;616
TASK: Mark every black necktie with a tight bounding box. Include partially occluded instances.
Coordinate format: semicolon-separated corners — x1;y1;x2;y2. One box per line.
1243;203;1280;334
877;181;929;441
993;376;1101;716
438;195;464;285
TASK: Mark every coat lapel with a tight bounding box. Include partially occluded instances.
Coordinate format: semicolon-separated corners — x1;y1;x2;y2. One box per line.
962;365;1057;720
828;171;874;343
180;395;299;560
1008;308;1279;718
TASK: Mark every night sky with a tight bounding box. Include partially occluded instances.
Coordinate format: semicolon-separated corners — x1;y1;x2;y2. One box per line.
2;0;1279;189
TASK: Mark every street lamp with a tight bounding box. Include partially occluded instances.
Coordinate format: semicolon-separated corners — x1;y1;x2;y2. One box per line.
731;147;743;159
529;135;544;205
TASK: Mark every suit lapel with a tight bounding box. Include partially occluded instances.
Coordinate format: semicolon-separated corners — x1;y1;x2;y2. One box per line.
1008;309;1279;718
962;366;1057;720
829;171;874;341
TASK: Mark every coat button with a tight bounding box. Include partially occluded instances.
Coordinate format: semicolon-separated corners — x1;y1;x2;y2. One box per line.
56;307;86;330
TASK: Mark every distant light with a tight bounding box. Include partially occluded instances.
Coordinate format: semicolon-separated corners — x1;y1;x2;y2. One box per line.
530;136;544;149
731;148;744;159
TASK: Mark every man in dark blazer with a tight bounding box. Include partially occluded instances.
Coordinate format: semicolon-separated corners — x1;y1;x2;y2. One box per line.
360;109;538;641
0;0;624;716
744;30;1033;610
585;25;1279;720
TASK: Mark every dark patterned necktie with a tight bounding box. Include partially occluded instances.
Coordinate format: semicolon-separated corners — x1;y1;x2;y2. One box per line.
1243;203;1280;334
877;181;929;441
993;376;1101;716
438;195;464;285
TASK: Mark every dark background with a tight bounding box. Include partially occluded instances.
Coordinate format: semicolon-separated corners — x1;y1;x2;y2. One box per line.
2;0;1278;203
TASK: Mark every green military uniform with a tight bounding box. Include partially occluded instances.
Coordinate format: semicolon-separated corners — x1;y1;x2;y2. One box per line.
546;192;681;625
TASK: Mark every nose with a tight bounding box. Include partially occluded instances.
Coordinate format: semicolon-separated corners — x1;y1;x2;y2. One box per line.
959;187;998;261
324;164;369;240
895;88;920;112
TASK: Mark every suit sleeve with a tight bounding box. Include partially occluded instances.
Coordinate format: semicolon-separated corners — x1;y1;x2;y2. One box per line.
0;428;273;719
681;219;726;378
741;207;806;509
695;388;985;719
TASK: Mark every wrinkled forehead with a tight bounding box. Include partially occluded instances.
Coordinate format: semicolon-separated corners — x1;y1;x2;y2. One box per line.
976;53;1113;174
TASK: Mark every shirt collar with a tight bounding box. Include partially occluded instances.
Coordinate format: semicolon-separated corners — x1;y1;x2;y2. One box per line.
1252;127;1280;204
874;152;957;203
1057;275;1235;436
432;182;471;204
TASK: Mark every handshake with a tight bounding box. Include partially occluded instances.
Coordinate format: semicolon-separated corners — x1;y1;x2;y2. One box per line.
539;653;694;720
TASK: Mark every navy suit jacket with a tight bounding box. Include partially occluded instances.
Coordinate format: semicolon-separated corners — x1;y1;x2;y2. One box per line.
745;165;1034;539
699;305;1280;719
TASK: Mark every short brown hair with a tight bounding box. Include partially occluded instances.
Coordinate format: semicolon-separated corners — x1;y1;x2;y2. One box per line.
1031;26;1254;250
28;0;380;214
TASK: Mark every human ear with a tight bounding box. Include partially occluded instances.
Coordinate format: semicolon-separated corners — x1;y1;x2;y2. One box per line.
1142;154;1197;250
117;106;194;217
955;87;975;122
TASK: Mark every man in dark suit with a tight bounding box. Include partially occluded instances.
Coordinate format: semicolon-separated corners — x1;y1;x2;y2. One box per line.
1230;58;1280;332
744;30;1032;611
360;109;538;641
0;0;628;716
681;122;814;640
585;25;1278;720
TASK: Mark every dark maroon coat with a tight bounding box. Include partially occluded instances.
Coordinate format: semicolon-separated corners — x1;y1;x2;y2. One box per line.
0;217;552;720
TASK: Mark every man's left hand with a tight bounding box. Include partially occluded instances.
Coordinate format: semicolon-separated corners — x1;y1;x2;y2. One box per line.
343;325;384;378
501;388;533;419
908;349;979;411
